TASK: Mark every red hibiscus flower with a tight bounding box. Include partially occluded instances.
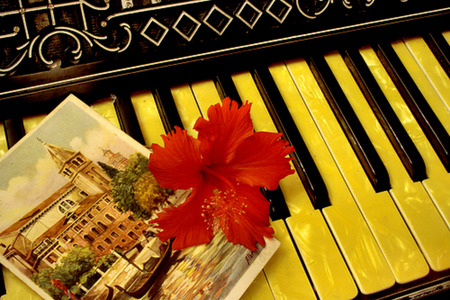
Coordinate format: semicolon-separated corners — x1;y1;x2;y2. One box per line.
148;98;294;251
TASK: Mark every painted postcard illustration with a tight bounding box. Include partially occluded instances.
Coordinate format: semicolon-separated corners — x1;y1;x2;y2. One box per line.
0;95;280;300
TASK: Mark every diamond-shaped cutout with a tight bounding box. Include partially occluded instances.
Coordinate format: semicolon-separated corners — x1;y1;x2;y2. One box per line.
203;5;233;36
236;1;262;29
266;0;292;24
140;17;169;46
172;11;201;41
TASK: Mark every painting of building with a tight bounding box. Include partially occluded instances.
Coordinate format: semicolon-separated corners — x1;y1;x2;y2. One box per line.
0;140;151;281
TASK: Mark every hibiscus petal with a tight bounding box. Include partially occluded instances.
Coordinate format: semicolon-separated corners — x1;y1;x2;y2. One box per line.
151;185;214;250
194;98;254;165
148;126;203;190
215;132;295;190
219;185;274;251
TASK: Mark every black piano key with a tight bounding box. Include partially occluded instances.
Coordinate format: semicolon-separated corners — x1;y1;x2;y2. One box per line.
214;73;291;220
152;87;185;131
111;94;145;145
214;74;243;104
4;117;25;148
261;186;291;221
306;55;391;192
422;32;450;78
0;268;5;297
375;42;450;172
342;48;427;182
251;67;331;209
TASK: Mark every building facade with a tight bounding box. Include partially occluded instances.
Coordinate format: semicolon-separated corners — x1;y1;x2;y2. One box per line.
0;141;150;278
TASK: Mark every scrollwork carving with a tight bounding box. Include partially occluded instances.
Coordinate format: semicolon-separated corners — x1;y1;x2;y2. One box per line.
0;24;132;75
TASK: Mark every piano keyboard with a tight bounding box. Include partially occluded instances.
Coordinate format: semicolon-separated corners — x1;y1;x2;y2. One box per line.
1;33;449;299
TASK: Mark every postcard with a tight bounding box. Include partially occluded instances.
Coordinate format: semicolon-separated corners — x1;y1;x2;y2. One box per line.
0;94;280;299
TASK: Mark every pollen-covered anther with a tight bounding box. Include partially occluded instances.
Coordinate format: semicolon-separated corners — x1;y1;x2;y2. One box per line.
202;189;247;232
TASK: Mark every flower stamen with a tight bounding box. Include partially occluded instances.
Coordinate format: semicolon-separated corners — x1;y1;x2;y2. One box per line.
202;189;247;233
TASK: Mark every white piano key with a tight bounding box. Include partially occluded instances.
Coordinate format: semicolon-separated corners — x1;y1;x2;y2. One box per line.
325;51;450;272
285;57;430;285
359;45;450;229
230;71;359;299
171;82;318;300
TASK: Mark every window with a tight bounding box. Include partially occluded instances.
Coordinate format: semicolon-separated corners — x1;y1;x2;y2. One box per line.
127;231;138;240
46;252;59;264
98;221;107;231
33;239;52;256
63;168;73;176
84;234;94;243
105;214;115;222
118;224;126;231
57;245;66;254
58;199;76;214
97;245;105;251
111;231;119;238
92;227;101;235
104;238;112;245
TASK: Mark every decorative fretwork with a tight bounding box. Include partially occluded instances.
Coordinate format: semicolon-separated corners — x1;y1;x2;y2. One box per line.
0;0;449;76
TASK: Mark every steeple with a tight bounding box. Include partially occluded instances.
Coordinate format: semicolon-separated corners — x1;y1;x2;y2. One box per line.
39;139;110;194
40;140;78;171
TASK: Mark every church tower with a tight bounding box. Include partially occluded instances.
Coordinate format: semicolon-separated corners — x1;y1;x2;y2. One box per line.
40;140;110;194
101;148;128;171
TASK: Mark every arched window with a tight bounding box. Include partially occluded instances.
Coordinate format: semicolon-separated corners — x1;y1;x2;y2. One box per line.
59;199;76;214
84;234;94;243
98;221;107;231
105;214;115;222
92;227;101;235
